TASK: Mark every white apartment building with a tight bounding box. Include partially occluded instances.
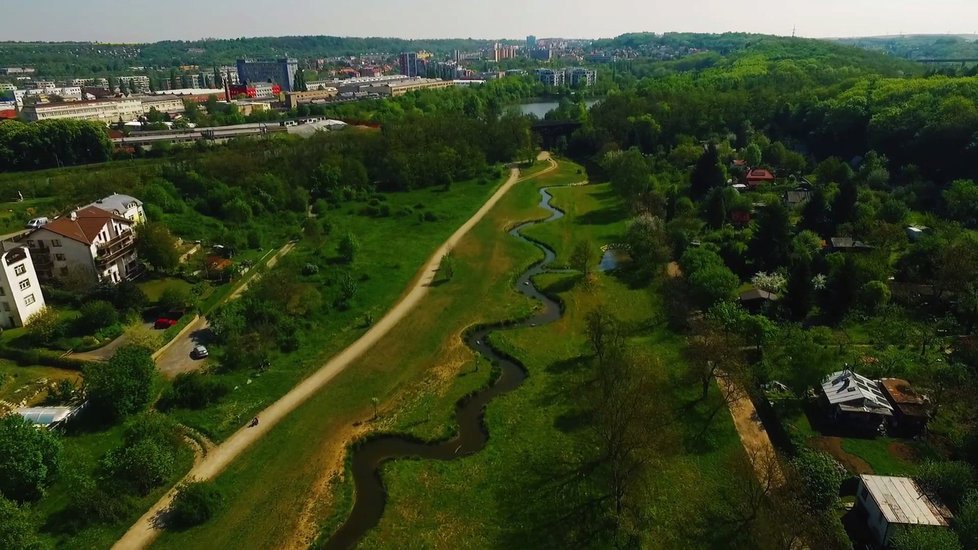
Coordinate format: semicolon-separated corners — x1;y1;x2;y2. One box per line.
21;98;144;123
27;206;139;285
0;83;15;93
536;69;565;87
0;246;46;328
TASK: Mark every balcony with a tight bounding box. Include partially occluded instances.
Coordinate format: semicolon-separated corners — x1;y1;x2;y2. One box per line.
95;231;136;267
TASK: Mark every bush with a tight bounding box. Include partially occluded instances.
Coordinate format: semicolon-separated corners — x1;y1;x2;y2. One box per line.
79;300;119;331
915;461;976;509
159;285;193;312
302;263;320;276
891;525;962;550
0;496;42;549
84;345;156;421
791;449;845;511
25;308;64;345
100;413;182;495
169;480;224;528
162;373;230;410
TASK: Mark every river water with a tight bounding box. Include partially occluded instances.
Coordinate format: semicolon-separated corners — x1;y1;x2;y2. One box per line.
325;186;567;549
517;98;600;118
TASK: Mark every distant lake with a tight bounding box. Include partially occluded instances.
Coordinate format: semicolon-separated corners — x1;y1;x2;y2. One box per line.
517;98;600;118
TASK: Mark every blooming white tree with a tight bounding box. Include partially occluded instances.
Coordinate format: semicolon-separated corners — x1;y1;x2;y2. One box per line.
751;271;787;294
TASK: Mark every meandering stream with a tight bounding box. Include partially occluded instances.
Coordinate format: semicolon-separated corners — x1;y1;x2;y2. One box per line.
325;186;567;549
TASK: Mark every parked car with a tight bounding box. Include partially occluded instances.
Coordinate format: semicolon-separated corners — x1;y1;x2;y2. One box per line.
154;318;178;329
25;217;50;229
191;345;209;359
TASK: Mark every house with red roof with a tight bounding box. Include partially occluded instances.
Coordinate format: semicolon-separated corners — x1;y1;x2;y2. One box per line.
746;168;776;187
25;206;140;285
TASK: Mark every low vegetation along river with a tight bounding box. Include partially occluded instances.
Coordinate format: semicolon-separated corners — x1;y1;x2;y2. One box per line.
326;186;567;548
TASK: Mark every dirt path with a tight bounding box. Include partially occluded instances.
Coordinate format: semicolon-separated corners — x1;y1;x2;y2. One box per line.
113;157;552;550
717;378;784;485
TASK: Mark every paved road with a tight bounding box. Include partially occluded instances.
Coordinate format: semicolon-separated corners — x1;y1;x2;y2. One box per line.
70;321;156;362
113;154;555;550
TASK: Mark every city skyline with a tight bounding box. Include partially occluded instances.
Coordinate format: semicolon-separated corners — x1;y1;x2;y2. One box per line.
2;0;978;43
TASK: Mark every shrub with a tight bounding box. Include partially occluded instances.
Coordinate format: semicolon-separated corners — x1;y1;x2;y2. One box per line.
915;461;976;509
302;263;320;276
80;300;119;330
159;285;193;312
0;414;62;501
169;481;224;528
162;373;230;410
791;449;845;511
84;345;156;421
25;308;64;345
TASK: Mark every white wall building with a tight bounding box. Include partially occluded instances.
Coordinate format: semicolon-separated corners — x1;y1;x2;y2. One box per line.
856;475;952;546
141;95;186;115
27;206;139;285
0;246;46;328
21;98;144;123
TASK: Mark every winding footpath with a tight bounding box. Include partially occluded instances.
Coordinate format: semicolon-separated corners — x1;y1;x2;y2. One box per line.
113;154;557;550
326;183;569;548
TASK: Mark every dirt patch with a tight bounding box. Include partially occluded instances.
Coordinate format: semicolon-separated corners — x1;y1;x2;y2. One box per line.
666;262;682;278
718;378;784;485
888;441;919;463
810;436;873;474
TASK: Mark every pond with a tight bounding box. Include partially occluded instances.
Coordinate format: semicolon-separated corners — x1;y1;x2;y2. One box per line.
598;249;628;272
517;98;600;118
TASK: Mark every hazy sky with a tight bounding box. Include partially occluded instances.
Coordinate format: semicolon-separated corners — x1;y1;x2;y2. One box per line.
3;0;978;42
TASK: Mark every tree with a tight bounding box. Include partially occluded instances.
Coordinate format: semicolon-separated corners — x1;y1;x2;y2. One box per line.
687;264;739;310
799;187;830;236
744;143;762;166
80;300;119;330
0;414;62;501
690;144;726;199
832;179;859;229
113;280;148;313
624;214;670;281
137;222;180;272
570;240;595;280
25;307;63;345
84;345;156;421
585;307;626;366
0;496;41;550
792;449;845;511
101;413;182;495
603;148;651;202
785;257;814;319
169;480;224;528
338;232;360;263
944;180;978;228
748;202;792;272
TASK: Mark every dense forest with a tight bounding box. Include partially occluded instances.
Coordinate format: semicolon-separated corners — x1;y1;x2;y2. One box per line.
540;34;978;550
835;34;978;60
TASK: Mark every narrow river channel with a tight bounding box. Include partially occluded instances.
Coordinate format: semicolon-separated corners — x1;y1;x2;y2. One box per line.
325;185;567;549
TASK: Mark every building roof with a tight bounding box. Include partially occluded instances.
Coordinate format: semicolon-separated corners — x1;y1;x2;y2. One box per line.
830;237;873;250
880;378;930;418
821;370;894;416
740;289;779;302
860;475;951;527
38;206;131;245
747;168;776;181
16;405;81;427
85;194;143;217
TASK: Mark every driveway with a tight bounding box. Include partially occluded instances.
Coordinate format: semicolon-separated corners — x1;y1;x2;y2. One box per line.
70;320;155;362
154;317;214;379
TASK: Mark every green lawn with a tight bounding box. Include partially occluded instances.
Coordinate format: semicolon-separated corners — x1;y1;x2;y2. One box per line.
138;277;196;304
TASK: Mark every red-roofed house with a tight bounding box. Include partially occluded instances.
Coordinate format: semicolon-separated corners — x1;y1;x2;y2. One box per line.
746;168;776;187
26;206;139;285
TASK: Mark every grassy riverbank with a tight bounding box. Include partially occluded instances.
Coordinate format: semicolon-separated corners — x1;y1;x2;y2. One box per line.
350;164;762;548
151;162;566;549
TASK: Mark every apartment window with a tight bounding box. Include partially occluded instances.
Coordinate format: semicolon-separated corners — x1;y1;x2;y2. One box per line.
13;264;26;276
2;302;9;312
55;254;66;261
51;239;62;247
24;294;35;306
18;279;30;291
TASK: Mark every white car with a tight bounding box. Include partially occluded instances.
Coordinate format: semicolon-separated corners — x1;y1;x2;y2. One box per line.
25;217;50;229
191;345;209;359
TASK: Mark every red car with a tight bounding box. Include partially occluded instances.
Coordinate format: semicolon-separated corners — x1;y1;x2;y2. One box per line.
154;318;178;329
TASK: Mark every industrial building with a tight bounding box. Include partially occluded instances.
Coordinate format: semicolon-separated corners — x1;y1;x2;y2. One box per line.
236;58;299;92
21;98;144;123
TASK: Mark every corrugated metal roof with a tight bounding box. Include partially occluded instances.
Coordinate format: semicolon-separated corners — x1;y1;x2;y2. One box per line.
861;475;951;527
821;370;894;415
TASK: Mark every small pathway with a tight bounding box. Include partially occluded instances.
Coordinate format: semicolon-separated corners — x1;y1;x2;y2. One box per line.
717;377;784;485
